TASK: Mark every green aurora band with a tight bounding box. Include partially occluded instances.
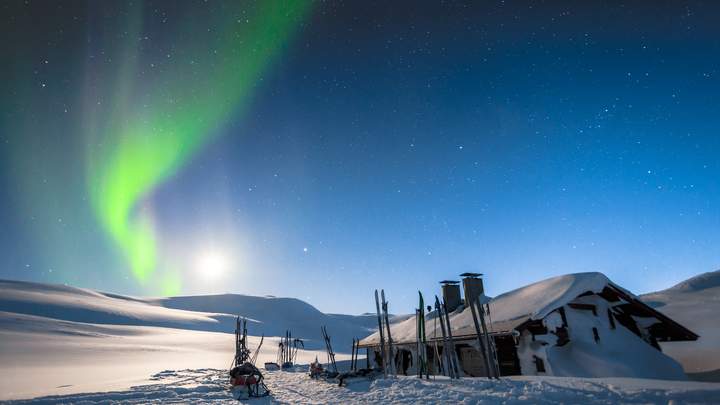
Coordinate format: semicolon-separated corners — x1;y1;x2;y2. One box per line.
88;2;311;294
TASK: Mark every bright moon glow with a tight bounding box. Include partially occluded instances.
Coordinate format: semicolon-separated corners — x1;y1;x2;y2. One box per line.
196;251;228;282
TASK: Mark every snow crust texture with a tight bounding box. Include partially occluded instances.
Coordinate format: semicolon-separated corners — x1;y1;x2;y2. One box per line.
11;368;720;404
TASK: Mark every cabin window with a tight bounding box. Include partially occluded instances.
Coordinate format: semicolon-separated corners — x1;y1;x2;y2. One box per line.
533;355;546;373
553;326;570;347
592;327;600;343
568;303;597;316
607;309;616;329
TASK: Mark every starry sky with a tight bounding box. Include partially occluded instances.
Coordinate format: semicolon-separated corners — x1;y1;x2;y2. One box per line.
1;1;719;314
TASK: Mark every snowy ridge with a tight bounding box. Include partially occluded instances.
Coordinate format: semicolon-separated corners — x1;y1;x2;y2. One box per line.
657;269;720;294
0;279;226;331
0;279;373;350
641;269;720;376
152;294;375;347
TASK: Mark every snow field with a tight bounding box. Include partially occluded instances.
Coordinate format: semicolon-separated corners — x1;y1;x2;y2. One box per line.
12;368;720;404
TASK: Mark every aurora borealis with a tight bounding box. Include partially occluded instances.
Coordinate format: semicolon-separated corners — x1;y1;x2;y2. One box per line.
3;1;311;295
2;1;720;313
85;2;311;293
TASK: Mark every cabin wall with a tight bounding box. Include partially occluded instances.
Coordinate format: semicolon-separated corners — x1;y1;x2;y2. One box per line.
423;342;464;377
458;345;489;377
365;343;423;375
432;335;521;377
368;346;383;369
363;340;500;377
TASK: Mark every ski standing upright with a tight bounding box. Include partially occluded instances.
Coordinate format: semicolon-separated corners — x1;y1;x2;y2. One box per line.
381;289;396;375
374;289;388;376
434;296;455;378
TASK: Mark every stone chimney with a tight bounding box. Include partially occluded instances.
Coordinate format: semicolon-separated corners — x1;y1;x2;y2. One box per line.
440;280;461;312
460;272;484;305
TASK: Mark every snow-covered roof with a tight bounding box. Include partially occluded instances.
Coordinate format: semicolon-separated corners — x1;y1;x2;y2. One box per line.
359;272;633;346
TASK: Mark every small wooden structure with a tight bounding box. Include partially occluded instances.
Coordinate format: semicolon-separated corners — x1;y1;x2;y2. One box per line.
358;272;698;379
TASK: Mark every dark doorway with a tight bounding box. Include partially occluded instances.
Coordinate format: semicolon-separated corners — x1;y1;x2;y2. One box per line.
494;335;521;375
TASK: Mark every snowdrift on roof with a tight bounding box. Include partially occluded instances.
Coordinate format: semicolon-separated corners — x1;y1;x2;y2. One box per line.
360;272;617;346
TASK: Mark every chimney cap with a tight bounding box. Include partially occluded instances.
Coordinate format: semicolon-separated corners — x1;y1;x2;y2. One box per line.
460;272;483;278
439;280;460;285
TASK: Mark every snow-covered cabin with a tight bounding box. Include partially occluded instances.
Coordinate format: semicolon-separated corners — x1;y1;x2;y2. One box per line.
358;272;698;380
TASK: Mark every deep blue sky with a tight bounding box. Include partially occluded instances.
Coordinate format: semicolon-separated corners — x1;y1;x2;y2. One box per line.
1;1;719;314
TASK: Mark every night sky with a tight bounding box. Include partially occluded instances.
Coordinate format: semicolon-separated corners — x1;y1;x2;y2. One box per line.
1;1;719;314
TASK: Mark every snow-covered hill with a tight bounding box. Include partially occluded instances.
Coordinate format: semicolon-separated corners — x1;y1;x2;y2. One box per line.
0;279;372;400
641;270;720;381
0;279;374;350
0;279;227;330
151;293;377;349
